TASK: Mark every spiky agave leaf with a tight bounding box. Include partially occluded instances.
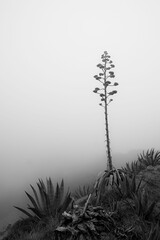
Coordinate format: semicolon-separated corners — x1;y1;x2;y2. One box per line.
113;174;144;200
123;162;132;172
30;184;42;211
25;191;39;211
44;179;71;218
48;180;72;218
94;171;109;204
47;178;54;200
132;192;142;216
58;191;72;215
152;149;160;162
14;206;34;218
46;177;54;213
32;183;49;216
136;176;145;193
14;188;45;219
128;174;143;195
37;181;48;213
27;207;44;219
52;183;61;216
59;179;65;205
39;178;47;193
38;179;51;213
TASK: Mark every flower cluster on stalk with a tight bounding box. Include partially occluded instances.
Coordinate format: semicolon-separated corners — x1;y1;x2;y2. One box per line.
93;51;118;107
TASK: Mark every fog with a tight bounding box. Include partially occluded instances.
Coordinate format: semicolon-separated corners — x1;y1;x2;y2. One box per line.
0;0;160;228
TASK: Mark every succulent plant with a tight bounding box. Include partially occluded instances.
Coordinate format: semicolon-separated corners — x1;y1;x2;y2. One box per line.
14;178;72;224
121;160;144;176
138;149;160;167
131;190;157;221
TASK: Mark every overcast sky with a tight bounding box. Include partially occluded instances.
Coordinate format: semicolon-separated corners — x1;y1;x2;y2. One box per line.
0;0;160;213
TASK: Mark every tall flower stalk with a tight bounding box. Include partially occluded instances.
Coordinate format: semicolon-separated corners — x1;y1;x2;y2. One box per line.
93;51;118;170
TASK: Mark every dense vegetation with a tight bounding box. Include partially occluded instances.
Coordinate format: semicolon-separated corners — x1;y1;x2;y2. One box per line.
1;149;160;240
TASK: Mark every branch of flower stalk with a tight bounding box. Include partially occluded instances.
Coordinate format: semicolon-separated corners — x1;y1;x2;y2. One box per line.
107;99;113;106
103;81;111;88
94;77;104;84
93;88;104;93
105;82;118;87
100;97;113;106
99;103;105;108
99;93;105;97
98;80;104;84
107;90;118;96
100;102;112;107
94;74;113;84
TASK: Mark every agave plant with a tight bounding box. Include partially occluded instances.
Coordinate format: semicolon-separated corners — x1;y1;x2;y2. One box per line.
94;169;124;203
94;168;144;206
14;178;72;222
131;190;157;221
121;160;144;176
94;169;129;207
112;173;144;201
138;149;160;167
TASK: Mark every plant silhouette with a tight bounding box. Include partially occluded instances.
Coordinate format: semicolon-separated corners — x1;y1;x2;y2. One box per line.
93;51;118;170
